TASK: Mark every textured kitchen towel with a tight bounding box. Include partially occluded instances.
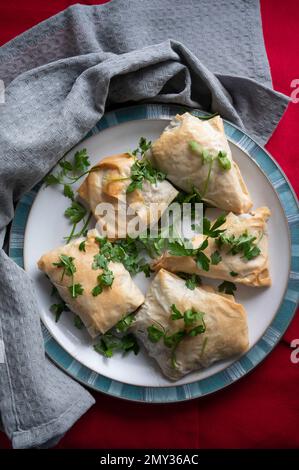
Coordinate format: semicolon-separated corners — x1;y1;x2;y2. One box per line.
0;0;289;449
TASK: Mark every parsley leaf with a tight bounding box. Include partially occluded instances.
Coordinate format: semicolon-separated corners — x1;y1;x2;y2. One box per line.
53;255;76;280
230;271;238;277
170;304;183;320
164;330;185;348
63;184;74;200
183;309;205;327
211;250;222;265
188;323;206;336
50;303;65;322
59;160;73;172
168;241;196;257
69;283;84;299
147;325;165;343
196;251;210;271
98;269;114;287
115;313;135;333
127;157;166;193
174;187;202;204
188;140;202;156
218;281;237;295
177;273;202;290
92;253;108;270
44;174;61;186
203;214;226;237
132;137;152;156
127;137;166;193
74;315;84;329
217;150;231;170
91;284;103;297
147;305;207;368
74;149;90;172
94;332;139;358
217;230;261;260
64;201;86;224
79;240;86;252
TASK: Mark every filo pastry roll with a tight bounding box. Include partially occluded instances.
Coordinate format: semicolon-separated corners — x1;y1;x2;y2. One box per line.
148;113;252;213
132;269;249;380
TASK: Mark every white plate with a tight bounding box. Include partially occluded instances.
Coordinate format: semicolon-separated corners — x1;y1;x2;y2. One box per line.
21;110;290;388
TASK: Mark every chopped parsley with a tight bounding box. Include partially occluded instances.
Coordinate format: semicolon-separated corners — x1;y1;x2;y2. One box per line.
92;269;114;297
177;273;202;290
218;281;237;295
230;271;238;277
94;332;139;358
74;315;84;329
203;214;226;237
147;305;206;368
44;149;93;244
52;255;82;299
68;283;84;299
196;251;210;271
64;201;86;225
147;324;165;343
188;139;231;198
79;240;86;252
211;250;222;265
115;313;135;333
127;137;166;193
216;230;261;260
52;254;76;280
50;302;66;323
217;150;231;170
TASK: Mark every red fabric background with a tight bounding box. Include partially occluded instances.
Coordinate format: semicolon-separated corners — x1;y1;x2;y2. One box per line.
0;0;298;449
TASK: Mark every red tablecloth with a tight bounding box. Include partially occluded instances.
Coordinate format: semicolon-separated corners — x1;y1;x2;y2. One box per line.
0;0;298;450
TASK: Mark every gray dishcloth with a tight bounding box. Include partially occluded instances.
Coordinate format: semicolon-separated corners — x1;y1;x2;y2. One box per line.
0;1;289;449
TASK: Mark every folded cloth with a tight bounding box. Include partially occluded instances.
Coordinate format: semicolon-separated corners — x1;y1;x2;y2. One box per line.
0;1;290;449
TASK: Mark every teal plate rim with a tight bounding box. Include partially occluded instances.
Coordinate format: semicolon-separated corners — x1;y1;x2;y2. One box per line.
9;104;299;403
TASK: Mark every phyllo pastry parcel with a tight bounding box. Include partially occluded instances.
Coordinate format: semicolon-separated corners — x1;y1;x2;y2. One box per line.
148;113;252;213
153;207;271;287
78;153;178;238
132;269;249;380
37;230;145;337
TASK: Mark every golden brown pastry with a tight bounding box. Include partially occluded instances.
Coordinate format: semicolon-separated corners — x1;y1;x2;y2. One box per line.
148;113;252;213
153;207;271;287
132;269;249;380
78;153;178;239
37;230;145;337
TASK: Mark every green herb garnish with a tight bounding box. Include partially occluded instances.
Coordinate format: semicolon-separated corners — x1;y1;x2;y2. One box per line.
74;315;84;329
230;271;238;277
177;273;202;290
203;214;226;238
147;324;165;343
127;137;166;193
94;332;139;358
69;283;84;299
218;281;237;295
115;313;135;333
79;241;86;252
50;303;66;322
217;150;231;170
211;250;222;265
148;305;206;368
217;230;261;260
196;251;210;271
53;254;76;280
